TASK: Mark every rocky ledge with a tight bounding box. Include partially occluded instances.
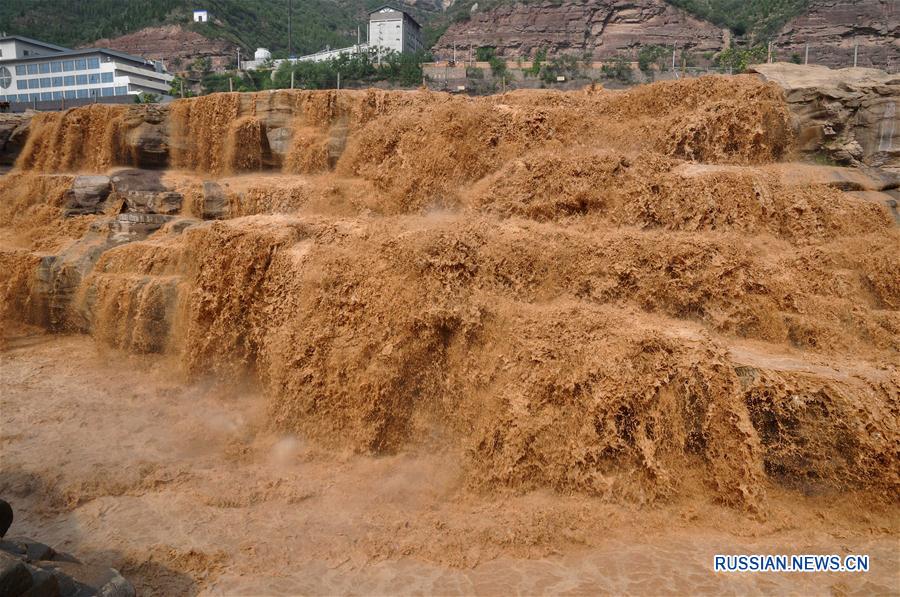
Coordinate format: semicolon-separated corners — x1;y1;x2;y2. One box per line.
751;63;899;172
0;537;133;597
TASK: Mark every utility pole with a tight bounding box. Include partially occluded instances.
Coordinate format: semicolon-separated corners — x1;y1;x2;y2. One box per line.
228;78;233;92
804;43;809;65
288;0;293;59
237;48;241;71
337;71;340;90
181;79;185;97
853;42;858;67
291;70;295;89
767;41;773;63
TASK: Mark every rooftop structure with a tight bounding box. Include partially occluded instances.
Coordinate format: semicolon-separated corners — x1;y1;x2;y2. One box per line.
0;35;174;106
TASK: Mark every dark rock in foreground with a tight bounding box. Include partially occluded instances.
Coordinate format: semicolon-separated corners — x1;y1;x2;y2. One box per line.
0;537;134;597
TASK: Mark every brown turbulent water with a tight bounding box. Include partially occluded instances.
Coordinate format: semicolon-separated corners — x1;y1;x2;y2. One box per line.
0;76;897;594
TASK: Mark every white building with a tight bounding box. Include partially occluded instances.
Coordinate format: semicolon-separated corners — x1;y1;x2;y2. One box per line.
239;5;423;70
367;5;423;55
0;35;174;106
193;10;209;23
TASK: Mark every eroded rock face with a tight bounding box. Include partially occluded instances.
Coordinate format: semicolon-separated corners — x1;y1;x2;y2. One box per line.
775;0;899;70
125;106;169;169
751;63;900;172
88;25;238;72
0;114;30;167
432;0;727;60
63;175;112;216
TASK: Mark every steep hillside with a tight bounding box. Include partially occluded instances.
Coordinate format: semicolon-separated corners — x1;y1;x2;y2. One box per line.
666;0;808;38
0;0;439;58
2;0;895;70
89;26;238;72
432;0;898;68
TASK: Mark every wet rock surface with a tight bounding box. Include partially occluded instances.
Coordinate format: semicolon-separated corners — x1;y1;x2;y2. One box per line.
0;115;30;167
0;538;134;597
201;181;229;220
63;176;112;217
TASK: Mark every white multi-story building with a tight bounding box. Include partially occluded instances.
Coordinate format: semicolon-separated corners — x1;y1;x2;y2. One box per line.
239;5;423;70
0;35;174;106
367;5;423;55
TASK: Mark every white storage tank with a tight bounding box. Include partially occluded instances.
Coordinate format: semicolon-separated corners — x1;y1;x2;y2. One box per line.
254;48;272;62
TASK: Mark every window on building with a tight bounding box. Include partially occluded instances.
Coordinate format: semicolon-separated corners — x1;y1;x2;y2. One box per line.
75;59;87;70
64;90;76;99
76;74;88;85
18;94;29;102
17;80;27;90
52;91;62;100
40;77;51;88
88;73;100;84
63;60;74;72
27;64;39;75
39;62;50;74
115;86;127;95
40;92;51;101
101;87;114;97
101;72;113;83
76;89;89;98
15;65;26;76
51;61;62;73
28;79;39;89
64;76;75;86
30;93;40;101
52;76;63;87
87;57;100;69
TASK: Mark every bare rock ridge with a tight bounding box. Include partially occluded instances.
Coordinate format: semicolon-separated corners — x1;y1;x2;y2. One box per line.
433;0;899;69
433;0;727;60
88;25;238;72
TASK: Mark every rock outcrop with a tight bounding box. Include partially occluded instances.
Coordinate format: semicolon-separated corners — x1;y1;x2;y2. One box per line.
432;0;727;60
0;114;30;167
63;175;112;216
88;25;238;72
775;0;899;70
0;536;134;597
751;63;900;172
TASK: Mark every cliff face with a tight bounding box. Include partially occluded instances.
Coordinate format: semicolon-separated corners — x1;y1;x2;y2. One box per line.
433;0;899;69
751;63;899;172
775;0;899;70
88;25;238;72
432;0;726;60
